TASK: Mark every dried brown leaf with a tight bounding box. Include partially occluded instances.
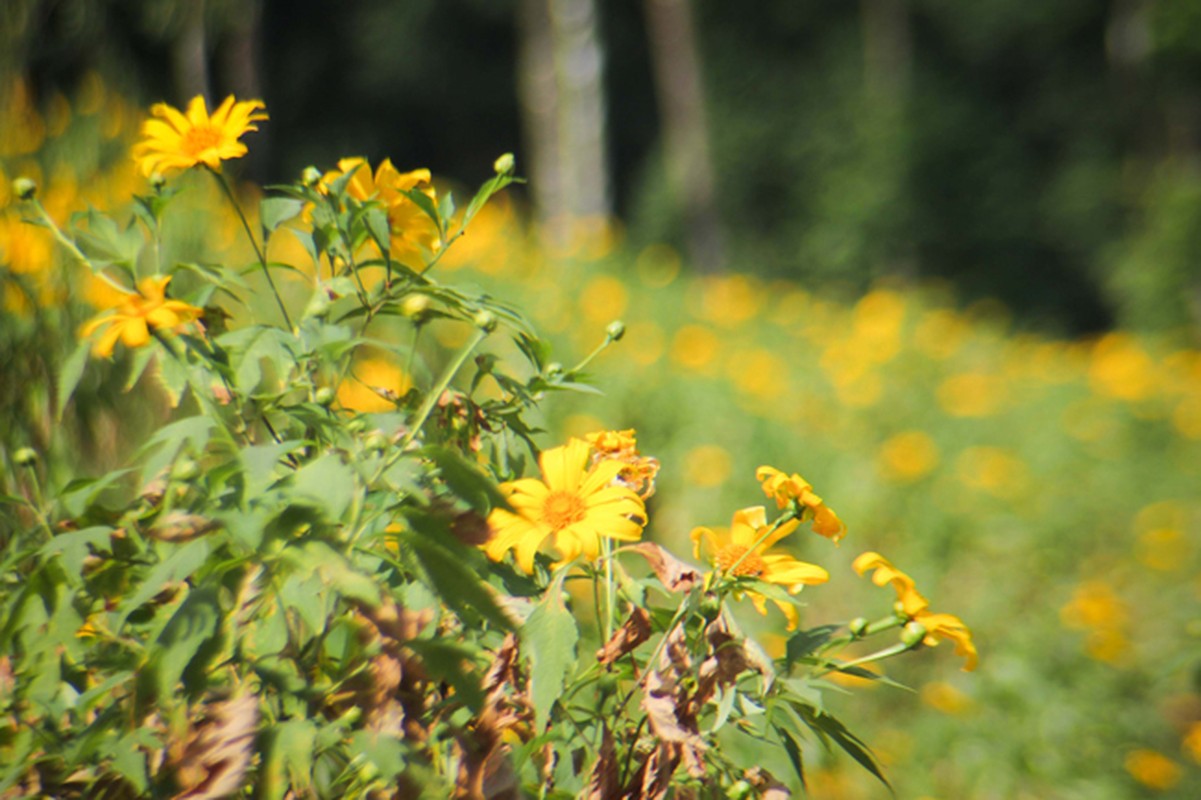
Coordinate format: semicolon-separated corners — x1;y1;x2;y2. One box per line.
583;727;620;800
596;607;652;665
626;543;701;594
149;511;220;542
174;694;258;799
744;766;791;799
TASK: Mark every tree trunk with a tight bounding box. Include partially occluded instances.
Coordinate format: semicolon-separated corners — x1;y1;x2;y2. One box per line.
643;0;723;272
172;0;210;103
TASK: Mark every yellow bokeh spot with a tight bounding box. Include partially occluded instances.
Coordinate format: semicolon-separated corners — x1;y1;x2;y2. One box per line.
920;681;973;715
1061;398;1118;444
1173;395;1201;439
696;274;763;328
561;413;605;439
1060;580;1128;630
683;444;732;487
670;324;720;371
954;446;1028;498
337;356;412;413
625;321;665;366
877;430;940;482
1136;528;1188;572
726;347;787;401
913;308;969;360
1089;332;1157;402
1124;749;1182;791
580;274;628;324
634;243;680;288
1183;722;1201;765
851;289;906;363
937;372;1006;417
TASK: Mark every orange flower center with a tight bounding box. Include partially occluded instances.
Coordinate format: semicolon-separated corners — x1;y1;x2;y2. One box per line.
541;490;586;531
715;544;766;577
181;125;224;158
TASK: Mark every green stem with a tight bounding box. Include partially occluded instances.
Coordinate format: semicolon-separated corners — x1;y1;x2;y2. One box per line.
812;640;916;678
32;201;135;295
602;538;615;643
396;328;487;453
208;166;294;330
569;328;621;376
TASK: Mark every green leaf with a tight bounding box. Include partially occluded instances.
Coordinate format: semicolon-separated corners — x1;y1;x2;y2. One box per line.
261;197;305;234
110;732;152;793
56;338;91;420
240;440;304;498
281;540;379;607
262;718;317;800
773;724;807;790
73;208;142;269
522;570;578;731
150;346;190;408
114;538;211;630
153;585;221;697
462;172;517;230
402;187;441;230
402;529;513;632
808;711;892;790
36;526;112;580
123;345;157;392
786;624;841;663
364;205;391;257
291;453;355;519
280;570;331;638
422;445;510;515
347;730;407;783
136;415;215;486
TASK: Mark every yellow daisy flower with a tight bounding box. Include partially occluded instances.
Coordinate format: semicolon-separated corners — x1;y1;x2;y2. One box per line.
321;157;442;265
485;438;646;573
584;428;660;499
853;551;978;671
691;506;829;630
80;275;202;358
756;465;846;542
132;95;267;176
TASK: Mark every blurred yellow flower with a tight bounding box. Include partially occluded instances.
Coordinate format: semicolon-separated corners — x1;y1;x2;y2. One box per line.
580;274;628;323
876;430;940;482
913;308;969;360
936;372;1007;417
691;505;829;629
920;680;973;715
584;428;660;499
853;551;977;671
132;95;267;176
1124;749;1182;791
683;444;731;487
321;156;441;267
485;438;646;572
80;275;201;358
1089;332;1157;402
1182;722;1201;764
756;465;846;541
954;446;1028;499
336;356;412;413
670;324;720;371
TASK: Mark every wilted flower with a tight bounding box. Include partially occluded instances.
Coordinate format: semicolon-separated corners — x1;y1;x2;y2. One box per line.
756;465;846;541
584;428;660;499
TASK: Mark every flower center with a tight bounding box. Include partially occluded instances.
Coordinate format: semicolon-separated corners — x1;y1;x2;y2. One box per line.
715;544;766;577
541;490;586;531
181;125;224;157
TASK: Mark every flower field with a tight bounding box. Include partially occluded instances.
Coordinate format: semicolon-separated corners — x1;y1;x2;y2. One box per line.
2;81;1201;799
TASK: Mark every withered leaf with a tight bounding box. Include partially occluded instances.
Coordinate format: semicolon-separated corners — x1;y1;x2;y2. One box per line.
596;606;652;665
174;694;258;799
150;512;220;542
626;543;701;594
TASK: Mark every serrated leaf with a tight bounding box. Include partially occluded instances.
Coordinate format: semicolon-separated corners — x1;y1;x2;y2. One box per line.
281;540;379;606
290;454;354;519
786;624;841;663
123;346;157;392
364;205;391;256
809;711;892;790
56;338;91;419
37;526;112;580
402;530;513;631
73;208;142;269
522;570;578;731
773;724;807;790
423;445;510;515
261;197;305;234
240;440;303;498
114;538;211;630
153;585;221;696
262;719;317;800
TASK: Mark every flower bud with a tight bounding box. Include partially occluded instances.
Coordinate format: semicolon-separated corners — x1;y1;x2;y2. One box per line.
545;362;564;379
401;293;431;320
364;432;389;452
301;166;322;187
901;620;928;648
314;386;336;406
848;617;869;637
171;458;199;481
493;153;515;175
12;177;36;201
149;173;167;191
606;320;626;341
14;447;37;467
699;592;723;622
473;310;497;333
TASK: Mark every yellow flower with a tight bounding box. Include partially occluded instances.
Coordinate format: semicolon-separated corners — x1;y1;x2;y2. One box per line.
755;465;846;542
320;157;442;266
853;551;978;671
80;275;202;357
1124;749;1182;791
485;438;646;573
691;506;829;630
132;95;267;176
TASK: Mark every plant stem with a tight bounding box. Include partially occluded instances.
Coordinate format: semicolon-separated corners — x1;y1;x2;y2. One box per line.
32;201;135;295
208;166;294;330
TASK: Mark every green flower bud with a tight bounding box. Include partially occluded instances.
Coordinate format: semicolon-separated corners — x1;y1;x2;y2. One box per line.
493;153;515;174
314;387;336;406
699;592;723;622
596;672;619;696
171;458;199;481
12;177;36;201
14;447;37;467
726;780;754;800
606;320;626;341
364;431;389;452
301;166;322;187
545;362;564;379
473;310;498;333
401;293;431;320
848;617;869;637
347;418;367;434
149;173;167;191
901;620;928;648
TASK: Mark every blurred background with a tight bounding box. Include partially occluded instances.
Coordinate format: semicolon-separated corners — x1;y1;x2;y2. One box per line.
4;1;1201;797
